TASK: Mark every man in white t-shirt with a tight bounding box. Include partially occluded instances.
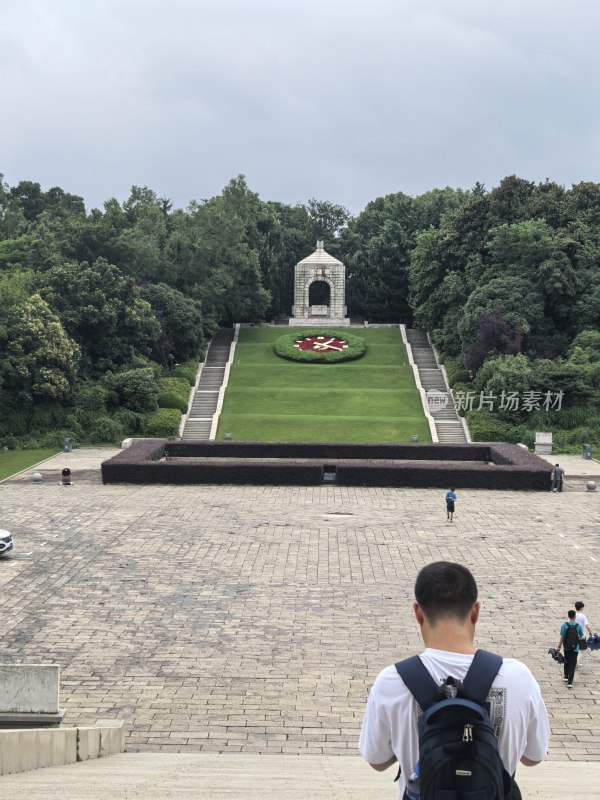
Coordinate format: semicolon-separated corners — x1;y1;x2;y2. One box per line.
575;601;593;636
359;561;550;799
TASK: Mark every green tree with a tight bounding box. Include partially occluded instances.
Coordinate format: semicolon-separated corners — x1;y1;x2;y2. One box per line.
185;176;271;323
457;276;544;355
306;198;351;241
38;258;160;373
344;192;417;321
0;294;79;404
143;282;207;364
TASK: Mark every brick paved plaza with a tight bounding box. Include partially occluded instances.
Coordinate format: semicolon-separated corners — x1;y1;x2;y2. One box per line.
1;449;599;760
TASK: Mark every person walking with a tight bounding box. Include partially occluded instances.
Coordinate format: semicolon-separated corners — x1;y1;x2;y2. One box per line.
359;561;550;799
445;488;457;521
557;610;584;688
550;463;564;492
575;601;593;636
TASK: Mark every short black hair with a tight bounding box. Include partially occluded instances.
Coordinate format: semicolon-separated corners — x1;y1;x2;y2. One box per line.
415;561;478;624
575;601;584;611
568;609;576;620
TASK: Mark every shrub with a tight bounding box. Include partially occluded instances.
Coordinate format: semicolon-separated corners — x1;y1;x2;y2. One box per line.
20;437;41;449
30;404;69;431
112;408;147;435
157;391;188;412
158;377;190;398
89;416;124;444
145;407;181;438
39;429;80;449
169;360;198;386
68;408;99;431
448;369;470;388
63;415;85;438
74;382;109;412
114;368;159;413
466;409;514;442
157;377;189;412
0;434;19;450
273;330;367;363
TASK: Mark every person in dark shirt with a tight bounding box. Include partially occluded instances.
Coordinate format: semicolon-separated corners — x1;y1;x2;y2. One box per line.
550;464;564;492
445;488;457;521
557;609;584;687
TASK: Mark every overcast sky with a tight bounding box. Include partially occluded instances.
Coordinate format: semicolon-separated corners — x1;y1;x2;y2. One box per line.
2;0;600;215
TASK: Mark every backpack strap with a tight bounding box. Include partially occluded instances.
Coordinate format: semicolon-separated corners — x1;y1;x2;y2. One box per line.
395;656;440;710
462;649;503;704
395;650;503;709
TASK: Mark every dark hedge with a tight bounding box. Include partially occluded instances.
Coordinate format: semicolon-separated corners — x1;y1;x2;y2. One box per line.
165;441;492;461
102;440;550;490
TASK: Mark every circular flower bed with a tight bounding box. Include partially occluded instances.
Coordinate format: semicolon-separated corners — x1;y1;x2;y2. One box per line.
273;330;367;363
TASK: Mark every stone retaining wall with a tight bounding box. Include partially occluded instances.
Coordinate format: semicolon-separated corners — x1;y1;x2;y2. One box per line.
0;721;124;775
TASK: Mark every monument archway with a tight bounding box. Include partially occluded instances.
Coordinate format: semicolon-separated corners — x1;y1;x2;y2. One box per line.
308;280;331;307
290;241;350;327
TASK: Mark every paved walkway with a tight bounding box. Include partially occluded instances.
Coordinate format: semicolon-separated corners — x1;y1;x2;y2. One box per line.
1;447;599;796
538;453;600;480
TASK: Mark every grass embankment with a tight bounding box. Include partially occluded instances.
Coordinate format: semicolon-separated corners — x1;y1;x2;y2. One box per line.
216;327;430;443
0;449;59;481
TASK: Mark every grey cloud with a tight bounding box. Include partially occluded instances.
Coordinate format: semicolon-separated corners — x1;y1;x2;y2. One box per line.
2;0;600;214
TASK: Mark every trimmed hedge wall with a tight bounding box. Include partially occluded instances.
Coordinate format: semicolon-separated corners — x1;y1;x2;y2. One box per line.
164;441;492;461
102;440;550;489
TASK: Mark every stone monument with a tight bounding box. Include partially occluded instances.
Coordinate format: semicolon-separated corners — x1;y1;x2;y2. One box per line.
289;241;350;327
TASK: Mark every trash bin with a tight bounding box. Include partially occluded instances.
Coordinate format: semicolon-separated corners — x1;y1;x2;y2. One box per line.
583;444;592;460
63;437;73;453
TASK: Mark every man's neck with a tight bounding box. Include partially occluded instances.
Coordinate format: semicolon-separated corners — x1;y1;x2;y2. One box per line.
422;622;477;655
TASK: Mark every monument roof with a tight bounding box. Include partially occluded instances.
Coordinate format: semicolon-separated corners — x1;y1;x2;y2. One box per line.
297;241;343;267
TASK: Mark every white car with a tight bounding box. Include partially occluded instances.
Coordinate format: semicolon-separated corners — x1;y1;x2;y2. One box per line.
0;529;13;556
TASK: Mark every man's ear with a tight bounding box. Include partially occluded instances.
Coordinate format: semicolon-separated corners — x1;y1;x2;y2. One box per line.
413;602;425;626
471;601;481;625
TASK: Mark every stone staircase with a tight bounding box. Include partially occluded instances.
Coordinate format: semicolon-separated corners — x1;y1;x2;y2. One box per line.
182;328;234;440
405;329;468;443
2;752;598;799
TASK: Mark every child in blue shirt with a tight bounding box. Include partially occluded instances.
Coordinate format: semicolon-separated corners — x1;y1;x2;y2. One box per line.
445;488;457;521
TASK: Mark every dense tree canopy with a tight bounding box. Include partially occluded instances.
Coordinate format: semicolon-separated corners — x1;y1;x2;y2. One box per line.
2;170;600;449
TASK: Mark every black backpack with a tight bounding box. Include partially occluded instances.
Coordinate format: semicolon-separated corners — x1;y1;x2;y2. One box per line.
563;623;580;651
395;650;520;800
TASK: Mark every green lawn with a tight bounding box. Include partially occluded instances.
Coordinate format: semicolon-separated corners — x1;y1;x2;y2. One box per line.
0;449;59;481
216;327;431;442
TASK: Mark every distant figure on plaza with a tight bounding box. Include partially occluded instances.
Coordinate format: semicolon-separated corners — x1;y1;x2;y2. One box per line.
550;463;564;492
575;601;593;636
445;488;457;521
60;467;72;486
557;610;584;688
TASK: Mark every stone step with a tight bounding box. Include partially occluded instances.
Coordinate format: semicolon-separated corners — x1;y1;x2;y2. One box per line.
421;381;447;389
191;405;218;415
3;753;594;800
191;395;218;404
197;380;224;388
